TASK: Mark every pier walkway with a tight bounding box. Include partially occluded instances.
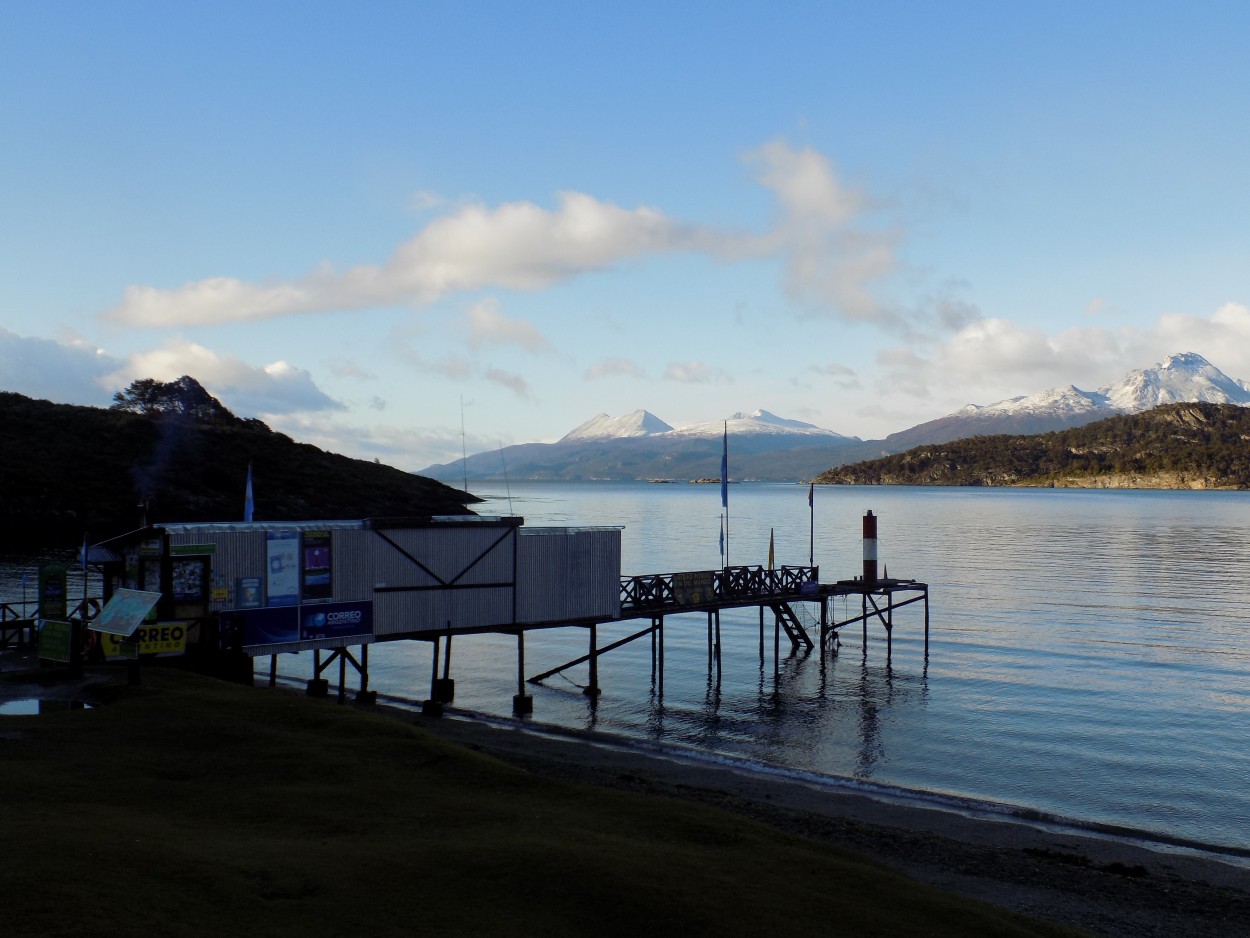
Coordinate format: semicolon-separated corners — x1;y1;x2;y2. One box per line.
524;564;928;698
3;564;927;717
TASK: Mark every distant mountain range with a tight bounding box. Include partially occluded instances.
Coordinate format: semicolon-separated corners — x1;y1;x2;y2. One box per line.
880;352;1250;450
817;401;1250;489
424;409;862;483
420;353;1250;483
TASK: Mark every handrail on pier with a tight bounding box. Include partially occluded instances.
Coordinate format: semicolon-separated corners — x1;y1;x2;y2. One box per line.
620;564;818;612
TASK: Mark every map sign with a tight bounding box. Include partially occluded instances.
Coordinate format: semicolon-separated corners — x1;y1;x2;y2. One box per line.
90;589;164;637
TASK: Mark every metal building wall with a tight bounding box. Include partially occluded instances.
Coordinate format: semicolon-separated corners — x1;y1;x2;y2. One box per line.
163;521;369;610
157;519;621;642
165;528;265;612
368;524;517;636
515;528;620;623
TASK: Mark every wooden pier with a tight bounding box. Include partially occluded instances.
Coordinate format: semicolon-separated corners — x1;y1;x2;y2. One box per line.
518;564;928;710
7;557;930;720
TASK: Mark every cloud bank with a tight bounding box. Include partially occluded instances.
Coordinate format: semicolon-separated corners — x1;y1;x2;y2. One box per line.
104;340;341;417
103;141;901;329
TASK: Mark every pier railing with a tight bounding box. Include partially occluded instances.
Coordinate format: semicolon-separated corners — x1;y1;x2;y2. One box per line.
620;565;818;613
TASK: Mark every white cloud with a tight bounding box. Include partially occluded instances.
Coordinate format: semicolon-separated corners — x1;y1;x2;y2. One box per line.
745;140;901;324
875;303;1250;410
748;139;864;228
263;413;473;472
105;192;694;327
484;367;532;398
584;357;646;380
0;328;118;405
105;340;341;416
808;361;860;389
101;140;912;330
466;298;551;352
664;360;731;384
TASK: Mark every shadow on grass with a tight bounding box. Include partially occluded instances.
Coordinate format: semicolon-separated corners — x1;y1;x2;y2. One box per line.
0;667;1083;937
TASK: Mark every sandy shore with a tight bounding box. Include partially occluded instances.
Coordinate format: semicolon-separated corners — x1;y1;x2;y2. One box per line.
403;706;1250;938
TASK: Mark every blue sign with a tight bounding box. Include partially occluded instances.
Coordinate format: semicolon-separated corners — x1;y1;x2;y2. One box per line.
300;601;372;642
238;600;373;649
239;606;299;648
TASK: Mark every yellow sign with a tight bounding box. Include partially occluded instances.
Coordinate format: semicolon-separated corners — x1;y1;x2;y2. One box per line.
101;622;188;659
673;571;716;606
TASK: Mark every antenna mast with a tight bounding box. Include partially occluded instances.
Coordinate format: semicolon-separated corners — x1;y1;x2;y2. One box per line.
460;395;469;494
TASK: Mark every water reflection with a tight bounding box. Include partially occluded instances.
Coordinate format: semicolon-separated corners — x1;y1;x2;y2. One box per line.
6;482;1250;850
0;698;92;715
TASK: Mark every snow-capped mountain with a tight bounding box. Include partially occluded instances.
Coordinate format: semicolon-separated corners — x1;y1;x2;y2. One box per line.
670;409;853;439
419;354;1250;484
421;408;861;482
967;353;1250;420
1100;352;1250;411
561;410;674;441
884;353;1250;449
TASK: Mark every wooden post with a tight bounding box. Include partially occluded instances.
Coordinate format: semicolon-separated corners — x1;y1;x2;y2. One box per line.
886;591;894;662
584;623;601;697
773;609;780;679
714;610;722;673
513;631;532;715
650;617;657;680
658;616;665;696
924;588;930;656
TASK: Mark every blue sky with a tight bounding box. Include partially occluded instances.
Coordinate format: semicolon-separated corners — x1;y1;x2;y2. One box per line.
3;1;1249;469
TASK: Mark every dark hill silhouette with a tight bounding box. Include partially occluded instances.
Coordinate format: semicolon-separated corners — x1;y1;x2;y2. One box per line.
0;383;478;549
815;402;1250;489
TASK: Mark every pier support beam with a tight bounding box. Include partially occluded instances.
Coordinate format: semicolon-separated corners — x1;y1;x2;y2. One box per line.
422;637;443;716
584;623;602;697
714;610;722;673
432;627;455;704
307;649;329;697
513;631;533;715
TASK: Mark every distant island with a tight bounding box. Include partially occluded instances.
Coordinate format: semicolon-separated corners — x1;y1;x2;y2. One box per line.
0;377;478;550
814;402;1250;489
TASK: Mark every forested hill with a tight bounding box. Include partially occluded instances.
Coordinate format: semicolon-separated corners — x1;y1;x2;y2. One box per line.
0;386;478;549
814;402;1250;489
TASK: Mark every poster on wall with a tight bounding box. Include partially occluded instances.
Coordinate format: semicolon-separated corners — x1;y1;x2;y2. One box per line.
301;530;332;602
266;530;300;607
171;557;206;602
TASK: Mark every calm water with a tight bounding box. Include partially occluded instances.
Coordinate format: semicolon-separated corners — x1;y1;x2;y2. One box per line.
5;482;1249;854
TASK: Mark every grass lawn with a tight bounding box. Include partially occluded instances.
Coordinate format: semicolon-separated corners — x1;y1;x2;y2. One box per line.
0;667;1082;937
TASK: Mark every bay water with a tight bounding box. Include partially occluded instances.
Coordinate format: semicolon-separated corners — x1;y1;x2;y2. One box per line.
4;482;1248;856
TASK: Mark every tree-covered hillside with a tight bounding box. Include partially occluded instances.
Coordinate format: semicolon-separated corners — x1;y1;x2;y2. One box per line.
0;380;478;548
814;402;1250;489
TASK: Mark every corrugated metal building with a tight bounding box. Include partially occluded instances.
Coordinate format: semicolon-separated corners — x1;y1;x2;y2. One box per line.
98;516;621;658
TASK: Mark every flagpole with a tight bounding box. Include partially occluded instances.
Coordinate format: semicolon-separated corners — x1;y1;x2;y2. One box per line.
808;482;814;567
720;421;729;569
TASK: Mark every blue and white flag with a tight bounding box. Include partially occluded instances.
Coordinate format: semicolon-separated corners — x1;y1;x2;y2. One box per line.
244;462;254;522
720;422;728;509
